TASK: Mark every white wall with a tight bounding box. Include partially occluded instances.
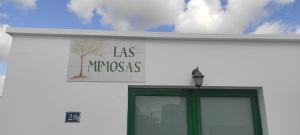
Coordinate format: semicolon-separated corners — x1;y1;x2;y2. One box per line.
0;33;300;135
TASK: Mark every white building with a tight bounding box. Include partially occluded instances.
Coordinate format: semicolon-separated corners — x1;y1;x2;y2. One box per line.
0;28;300;135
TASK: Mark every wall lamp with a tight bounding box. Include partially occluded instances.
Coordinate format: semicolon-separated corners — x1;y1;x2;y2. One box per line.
192;67;204;87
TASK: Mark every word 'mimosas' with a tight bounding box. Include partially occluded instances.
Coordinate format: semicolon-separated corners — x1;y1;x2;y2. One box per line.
88;61;141;73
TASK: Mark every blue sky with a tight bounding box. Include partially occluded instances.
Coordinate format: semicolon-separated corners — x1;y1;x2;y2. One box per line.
0;0;300;76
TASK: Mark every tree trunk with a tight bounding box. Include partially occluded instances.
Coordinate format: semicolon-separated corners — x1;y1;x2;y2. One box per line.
79;55;83;76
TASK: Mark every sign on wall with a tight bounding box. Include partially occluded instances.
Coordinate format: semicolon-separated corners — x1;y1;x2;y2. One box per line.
65;112;81;123
67;38;145;82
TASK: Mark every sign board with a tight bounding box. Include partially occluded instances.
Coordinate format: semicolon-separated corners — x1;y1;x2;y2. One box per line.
65;112;81;123
67;38;145;82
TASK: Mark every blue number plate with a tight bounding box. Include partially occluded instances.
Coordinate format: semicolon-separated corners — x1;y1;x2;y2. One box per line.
65;112;81;123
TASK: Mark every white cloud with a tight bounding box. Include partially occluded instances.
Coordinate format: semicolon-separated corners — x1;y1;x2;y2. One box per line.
0;25;12;62
67;0;101;23
175;0;295;33
251;22;300;34
67;0;185;30
175;0;275;33
251;22;284;34
11;0;37;9
296;28;300;34
66;0;296;33
0;75;5;96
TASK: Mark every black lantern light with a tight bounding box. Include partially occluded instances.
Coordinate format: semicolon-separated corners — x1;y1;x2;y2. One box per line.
192;67;204;87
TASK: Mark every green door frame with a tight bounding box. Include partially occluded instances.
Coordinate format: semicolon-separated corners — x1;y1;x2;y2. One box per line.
127;86;263;135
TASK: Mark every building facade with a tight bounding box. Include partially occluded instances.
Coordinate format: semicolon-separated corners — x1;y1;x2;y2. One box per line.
0;28;300;135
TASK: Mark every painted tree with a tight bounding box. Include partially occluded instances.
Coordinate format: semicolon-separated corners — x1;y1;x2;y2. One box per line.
71;39;103;79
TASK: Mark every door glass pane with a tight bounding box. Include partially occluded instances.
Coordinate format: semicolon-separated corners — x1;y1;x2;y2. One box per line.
200;97;255;135
135;96;187;135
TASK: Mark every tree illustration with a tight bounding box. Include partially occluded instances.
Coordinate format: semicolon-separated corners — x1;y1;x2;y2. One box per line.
70;39;103;79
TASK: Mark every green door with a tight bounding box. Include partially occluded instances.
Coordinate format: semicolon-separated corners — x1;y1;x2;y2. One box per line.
127;87;263;135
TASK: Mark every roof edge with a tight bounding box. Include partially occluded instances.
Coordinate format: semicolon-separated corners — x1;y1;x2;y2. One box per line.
6;27;300;41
